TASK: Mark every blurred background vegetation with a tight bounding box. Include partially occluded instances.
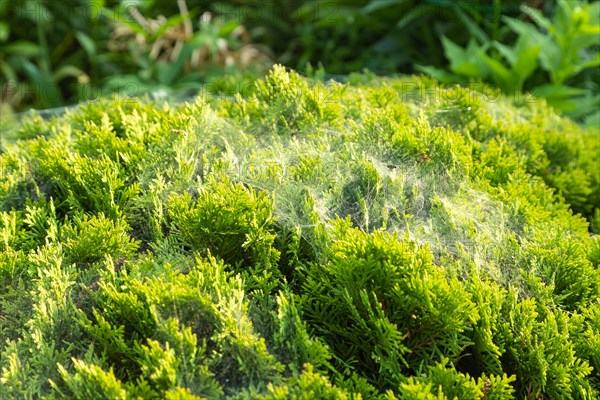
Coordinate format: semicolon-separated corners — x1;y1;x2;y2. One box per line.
1;0;598;127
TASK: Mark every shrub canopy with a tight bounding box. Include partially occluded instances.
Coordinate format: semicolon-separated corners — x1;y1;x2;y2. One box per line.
1;66;599;399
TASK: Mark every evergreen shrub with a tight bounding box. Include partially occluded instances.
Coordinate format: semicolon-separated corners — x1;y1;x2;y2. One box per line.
1;66;598;399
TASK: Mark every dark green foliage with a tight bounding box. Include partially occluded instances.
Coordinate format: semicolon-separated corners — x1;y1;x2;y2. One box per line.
1;67;598;398
0;0;269;113
420;0;600;127
209;0;528;76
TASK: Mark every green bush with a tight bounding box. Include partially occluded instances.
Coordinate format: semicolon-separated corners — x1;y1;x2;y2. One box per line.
1;66;598;398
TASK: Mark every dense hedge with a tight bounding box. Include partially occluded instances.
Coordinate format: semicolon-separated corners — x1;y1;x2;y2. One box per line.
1;66;599;399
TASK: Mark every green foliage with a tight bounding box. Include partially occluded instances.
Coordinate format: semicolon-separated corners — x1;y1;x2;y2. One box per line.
420;0;600;127
219;65;344;135
250;364;359;400
570;301;600;389
101;2;270;101
0;0;107;110
1;67;598;398
54;359;128;400
61;212;139;266
167;175;279;269
0;0;270;113
30;139;140;218
211;0;527;75
398;358;515;400
495;298;594;398
301;220;478;389
272;291;332;374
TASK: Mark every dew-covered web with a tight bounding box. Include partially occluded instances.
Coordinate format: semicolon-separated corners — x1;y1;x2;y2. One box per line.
201;104;525;286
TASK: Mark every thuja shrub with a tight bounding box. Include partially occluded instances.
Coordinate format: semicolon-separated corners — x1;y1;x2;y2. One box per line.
1;65;599;398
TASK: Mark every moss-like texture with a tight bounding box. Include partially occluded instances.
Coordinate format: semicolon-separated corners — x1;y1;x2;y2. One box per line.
1;66;599;399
